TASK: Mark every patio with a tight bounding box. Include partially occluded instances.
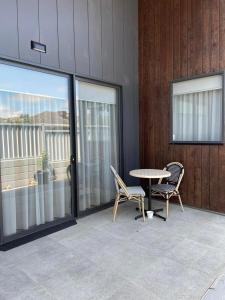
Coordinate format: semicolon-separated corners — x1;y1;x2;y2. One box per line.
1;200;225;300
1;0;225;299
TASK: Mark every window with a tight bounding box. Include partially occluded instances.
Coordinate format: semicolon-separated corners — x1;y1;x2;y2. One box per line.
76;79;120;213
171;73;224;144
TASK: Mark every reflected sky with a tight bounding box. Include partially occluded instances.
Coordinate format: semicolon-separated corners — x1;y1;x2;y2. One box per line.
0;63;69;120
0;91;68;119
0;63;69;99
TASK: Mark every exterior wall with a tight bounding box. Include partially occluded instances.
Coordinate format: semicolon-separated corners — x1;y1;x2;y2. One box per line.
0;0;139;184
139;0;225;213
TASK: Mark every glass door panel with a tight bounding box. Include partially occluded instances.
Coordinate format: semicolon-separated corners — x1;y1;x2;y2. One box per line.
76;80;119;212
0;62;72;238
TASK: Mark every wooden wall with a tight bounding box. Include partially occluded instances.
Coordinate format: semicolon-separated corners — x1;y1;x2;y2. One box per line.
139;0;225;213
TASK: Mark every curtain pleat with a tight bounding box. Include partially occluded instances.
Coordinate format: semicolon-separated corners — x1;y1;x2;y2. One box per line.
77;96;118;211
173;89;222;142
0;89;71;236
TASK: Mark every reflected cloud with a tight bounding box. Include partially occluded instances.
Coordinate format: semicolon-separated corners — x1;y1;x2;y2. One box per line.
0;104;22;119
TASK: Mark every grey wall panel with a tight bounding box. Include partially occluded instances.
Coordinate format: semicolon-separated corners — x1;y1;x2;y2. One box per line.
0;0;19;58
18;0;40;64
113;0;124;83
74;0;89;75
57;0;75;72
123;0;139;183
0;0;139;185
101;0;114;82
39;0;59;68
88;0;102;78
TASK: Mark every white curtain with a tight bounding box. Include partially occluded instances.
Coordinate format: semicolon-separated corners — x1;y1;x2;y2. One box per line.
173;89;222;142
0;91;71;237
76;82;119;212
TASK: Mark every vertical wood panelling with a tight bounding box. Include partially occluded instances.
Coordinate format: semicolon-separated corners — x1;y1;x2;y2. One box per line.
153;1;161;169
209;0;220;212
218;0;225;212
159;0;173;167
139;0;225;213
201;0;211;209
0;0;19;58
173;0;180;77
178;0;188;204
101;0;114;82
88;0;102;78
18;0;40;63
39;0;59;68
139;0;149;167
74;0;90;75
57;0;75;72
172;0;186;202
187;0;203;208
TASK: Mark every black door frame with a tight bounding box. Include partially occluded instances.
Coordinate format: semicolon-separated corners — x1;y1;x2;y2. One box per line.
0;55;124;248
0;56;77;248
75;76;123;218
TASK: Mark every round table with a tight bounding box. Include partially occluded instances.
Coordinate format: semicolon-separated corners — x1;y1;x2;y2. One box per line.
129;169;171;221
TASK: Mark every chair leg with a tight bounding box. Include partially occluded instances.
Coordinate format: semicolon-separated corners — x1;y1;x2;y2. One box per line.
141;197;145;222
178;194;184;212
112;194;117;216
113;195;119;222
138;200;141;212
166;195;169;219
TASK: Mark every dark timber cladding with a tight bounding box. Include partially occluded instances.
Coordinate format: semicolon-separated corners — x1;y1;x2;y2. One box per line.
0;0;139;184
139;0;225;213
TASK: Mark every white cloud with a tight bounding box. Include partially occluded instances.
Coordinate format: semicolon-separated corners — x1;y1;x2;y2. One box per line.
0;104;22;119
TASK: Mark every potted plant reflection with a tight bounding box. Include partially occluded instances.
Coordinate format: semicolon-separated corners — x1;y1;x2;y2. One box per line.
35;151;55;185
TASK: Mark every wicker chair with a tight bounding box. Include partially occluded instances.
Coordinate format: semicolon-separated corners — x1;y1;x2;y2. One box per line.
151;162;184;219
110;166;145;222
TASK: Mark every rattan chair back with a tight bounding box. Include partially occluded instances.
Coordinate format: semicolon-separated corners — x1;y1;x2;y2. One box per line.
164;162;184;191
110;166;130;198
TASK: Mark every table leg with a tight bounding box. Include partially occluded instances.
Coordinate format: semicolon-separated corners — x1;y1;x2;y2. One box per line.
135;178;166;221
148;178;152;210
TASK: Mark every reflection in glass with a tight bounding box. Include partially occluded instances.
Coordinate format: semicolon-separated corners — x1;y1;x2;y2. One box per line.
172;75;223;142
0;63;72;237
76;80;119;212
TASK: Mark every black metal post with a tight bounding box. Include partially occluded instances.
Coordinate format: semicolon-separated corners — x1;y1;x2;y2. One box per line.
148;178;152;210
135;177;166;221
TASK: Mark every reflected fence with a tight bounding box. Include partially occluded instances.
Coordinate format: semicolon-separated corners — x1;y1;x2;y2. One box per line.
0;123;71;190
0;123;70;161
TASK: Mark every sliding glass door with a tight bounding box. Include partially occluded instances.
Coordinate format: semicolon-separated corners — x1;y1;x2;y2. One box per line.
76;80;120;213
0;61;74;241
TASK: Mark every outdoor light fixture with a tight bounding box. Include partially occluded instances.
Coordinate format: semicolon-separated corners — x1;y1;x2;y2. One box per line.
31;41;46;53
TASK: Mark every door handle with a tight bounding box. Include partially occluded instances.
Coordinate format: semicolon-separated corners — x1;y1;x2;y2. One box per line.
70;154;76;164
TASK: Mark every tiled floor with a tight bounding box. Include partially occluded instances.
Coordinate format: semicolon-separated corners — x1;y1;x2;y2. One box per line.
1;200;225;300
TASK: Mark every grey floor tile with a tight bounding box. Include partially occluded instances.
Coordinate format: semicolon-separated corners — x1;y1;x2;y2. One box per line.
105;279;160;300
1;200;225;300
10;286;56;300
41;268;125;300
0;267;38;299
166;238;209;265
132;256;213;300
193;247;225;276
14;242;76;282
